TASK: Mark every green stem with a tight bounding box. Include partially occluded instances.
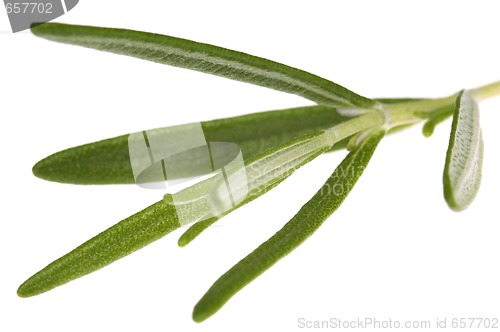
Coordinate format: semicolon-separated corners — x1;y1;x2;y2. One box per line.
324;111;384;142
384;96;456;122
324;96;456;140
470;81;500;101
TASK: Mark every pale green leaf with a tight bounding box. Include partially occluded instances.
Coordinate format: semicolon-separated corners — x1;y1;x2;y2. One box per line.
443;90;483;211
168;131;332;226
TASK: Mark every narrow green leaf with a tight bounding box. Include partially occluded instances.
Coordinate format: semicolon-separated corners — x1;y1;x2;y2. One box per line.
32;105;353;184
376;98;429;104
443;90;483;211
32;98;422;185
177;132;330;246
192;130;385;322
31;23;375;109
17;198;180;297
169;131;332;226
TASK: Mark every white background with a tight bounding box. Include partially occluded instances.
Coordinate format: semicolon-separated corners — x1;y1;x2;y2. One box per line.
1;1;500;331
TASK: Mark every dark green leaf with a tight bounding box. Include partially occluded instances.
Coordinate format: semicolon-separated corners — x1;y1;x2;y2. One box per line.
192;130;385;322
17;198;179;297
31;23;375;109
32;105;353;184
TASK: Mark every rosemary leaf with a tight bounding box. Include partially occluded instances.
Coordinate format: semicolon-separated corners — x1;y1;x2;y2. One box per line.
32;98;422;185
168;131;332;226
443;90;483;211
176;133;330;246
192;130;385;322
32;105;352;184
31;23;375;109
17;199;180;297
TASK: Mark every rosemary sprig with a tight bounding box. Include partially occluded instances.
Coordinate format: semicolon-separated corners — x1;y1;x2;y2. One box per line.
18;22;500;323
